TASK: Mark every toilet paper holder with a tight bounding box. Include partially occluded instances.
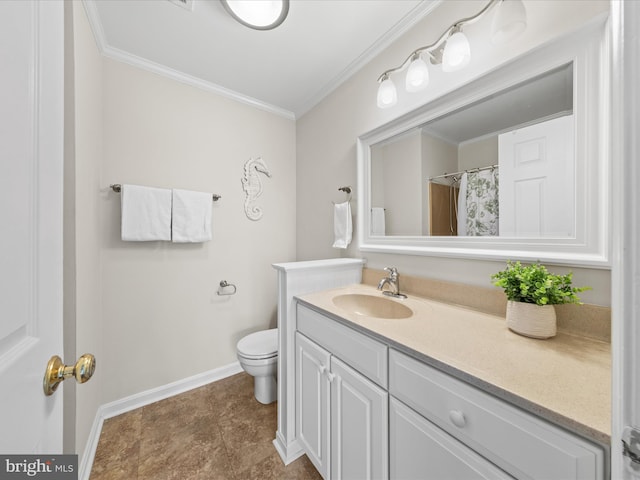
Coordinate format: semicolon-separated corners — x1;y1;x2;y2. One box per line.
217;280;237;296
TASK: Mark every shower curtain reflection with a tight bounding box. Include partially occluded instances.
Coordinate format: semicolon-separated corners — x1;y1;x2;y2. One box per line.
428;180;459;236
465;168;499;236
428;166;499;237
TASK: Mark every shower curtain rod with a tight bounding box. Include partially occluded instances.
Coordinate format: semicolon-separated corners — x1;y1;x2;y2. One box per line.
427;164;498;182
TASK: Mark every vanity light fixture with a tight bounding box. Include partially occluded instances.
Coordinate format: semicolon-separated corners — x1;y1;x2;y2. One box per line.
221;0;289;31
376;0;527;108
491;0;527;44
442;27;471;72
405;53;430;92
377;74;398;108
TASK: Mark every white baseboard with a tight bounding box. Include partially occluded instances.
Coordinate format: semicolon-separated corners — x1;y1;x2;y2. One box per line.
273;432;304;466
100;361;243;421
78;411;104;480
78;361;243;480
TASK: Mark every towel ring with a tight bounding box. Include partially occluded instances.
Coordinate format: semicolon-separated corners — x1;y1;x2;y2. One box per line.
217;280;237;296
334;186;352;204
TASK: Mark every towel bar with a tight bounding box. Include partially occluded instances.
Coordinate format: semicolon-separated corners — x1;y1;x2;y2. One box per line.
109;184;221;201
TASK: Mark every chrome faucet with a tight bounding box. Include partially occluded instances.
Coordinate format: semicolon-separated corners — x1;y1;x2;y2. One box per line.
377;267;407;299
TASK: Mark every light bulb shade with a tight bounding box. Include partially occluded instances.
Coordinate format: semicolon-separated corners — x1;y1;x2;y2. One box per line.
405;57;430;92
442;31;471;72
491;0;527;44
222;0;289;30
377;77;397;108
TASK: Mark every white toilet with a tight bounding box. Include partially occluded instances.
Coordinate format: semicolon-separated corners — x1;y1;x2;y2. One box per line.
236;328;278;404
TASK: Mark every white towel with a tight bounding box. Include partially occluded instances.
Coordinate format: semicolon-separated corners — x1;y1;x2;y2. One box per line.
457;172;468;236
371;207;386;236
121;184;172;241
332;201;352;249
171;189;212;243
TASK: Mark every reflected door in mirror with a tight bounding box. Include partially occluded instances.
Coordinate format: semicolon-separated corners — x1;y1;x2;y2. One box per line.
499;115;574;237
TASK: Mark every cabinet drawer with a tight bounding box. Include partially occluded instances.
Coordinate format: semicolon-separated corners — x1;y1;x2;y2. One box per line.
390;397;513;480
389;349;604;480
297;303;388;388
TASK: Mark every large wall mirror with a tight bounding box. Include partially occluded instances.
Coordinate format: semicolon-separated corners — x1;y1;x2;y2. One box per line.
357;20;610;267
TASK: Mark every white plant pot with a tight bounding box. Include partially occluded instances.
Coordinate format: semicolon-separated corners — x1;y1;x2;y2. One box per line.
506;300;557;339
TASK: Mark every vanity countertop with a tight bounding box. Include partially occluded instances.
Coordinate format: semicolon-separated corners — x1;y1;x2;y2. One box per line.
297;283;611;446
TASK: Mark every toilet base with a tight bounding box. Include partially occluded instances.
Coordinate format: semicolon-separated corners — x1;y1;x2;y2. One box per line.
254;374;277;404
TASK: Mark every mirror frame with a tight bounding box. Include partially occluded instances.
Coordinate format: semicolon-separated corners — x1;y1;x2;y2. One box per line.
357;19;610;268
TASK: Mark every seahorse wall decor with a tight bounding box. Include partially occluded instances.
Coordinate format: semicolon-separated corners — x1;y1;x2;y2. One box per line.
241;156;272;221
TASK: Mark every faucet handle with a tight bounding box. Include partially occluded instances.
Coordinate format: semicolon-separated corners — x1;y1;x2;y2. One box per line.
384;266;398;278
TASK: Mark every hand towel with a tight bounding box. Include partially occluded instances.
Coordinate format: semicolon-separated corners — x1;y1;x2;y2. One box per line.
371;207;386;236
457;172;468;236
332;201;352;249
172;189;212;243
121;184;172;241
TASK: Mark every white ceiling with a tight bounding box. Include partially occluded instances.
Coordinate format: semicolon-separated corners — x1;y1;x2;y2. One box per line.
83;0;440;119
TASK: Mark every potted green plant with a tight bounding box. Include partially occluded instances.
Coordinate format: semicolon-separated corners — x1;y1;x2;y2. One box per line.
491;261;589;338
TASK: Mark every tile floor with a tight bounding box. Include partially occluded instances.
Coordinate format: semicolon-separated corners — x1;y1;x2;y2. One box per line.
90;372;322;480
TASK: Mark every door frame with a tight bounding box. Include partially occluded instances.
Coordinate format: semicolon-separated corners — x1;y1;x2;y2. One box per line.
610;0;639;478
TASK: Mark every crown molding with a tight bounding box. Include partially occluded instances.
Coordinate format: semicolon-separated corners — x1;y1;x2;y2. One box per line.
295;0;443;118
102;44;296;120
81;0;107;52
81;0;441;120
80;0;296;120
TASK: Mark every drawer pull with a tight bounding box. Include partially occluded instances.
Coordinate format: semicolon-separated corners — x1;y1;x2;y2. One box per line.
449;410;466;428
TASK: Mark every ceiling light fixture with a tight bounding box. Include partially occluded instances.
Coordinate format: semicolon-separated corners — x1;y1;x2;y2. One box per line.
376;0;527;109
221;0;289;31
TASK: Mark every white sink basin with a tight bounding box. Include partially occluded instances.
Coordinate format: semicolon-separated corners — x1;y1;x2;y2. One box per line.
332;293;413;319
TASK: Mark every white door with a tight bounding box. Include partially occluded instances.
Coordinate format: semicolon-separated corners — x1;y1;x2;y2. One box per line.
0;0;64;453
330;356;388;480
296;332;331;479
498;115;574;237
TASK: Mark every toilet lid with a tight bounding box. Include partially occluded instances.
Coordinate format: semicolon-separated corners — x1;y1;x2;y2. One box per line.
237;328;278;359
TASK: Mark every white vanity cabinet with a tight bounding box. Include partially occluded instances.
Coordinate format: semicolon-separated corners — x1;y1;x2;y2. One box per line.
296;304;389;480
389;349;605;480
294;301;605;480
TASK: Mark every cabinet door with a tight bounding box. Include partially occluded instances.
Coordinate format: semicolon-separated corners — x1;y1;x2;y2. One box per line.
390;398;513;480
296;332;331;479
330;356;388;480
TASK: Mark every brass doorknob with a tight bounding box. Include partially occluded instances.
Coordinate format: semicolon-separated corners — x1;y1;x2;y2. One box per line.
43;354;96;396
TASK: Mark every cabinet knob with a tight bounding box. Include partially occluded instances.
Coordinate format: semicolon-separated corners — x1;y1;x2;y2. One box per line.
326;372;336;382
449;410;466;428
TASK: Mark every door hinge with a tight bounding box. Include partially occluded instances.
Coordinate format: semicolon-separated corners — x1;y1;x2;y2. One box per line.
623;426;640;475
